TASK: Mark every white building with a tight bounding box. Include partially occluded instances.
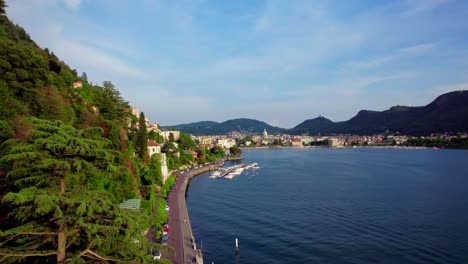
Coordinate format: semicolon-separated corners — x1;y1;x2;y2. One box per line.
147;141;161;156
131;108;139;118
147;124;161;133
161;153;169;183
217;138;236;149
328;138;344;147
160;130;180;141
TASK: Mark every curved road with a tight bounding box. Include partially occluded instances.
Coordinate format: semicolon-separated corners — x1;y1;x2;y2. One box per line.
163;161;224;263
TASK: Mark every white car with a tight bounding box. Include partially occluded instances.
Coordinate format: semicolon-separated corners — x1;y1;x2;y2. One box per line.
153;250;161;260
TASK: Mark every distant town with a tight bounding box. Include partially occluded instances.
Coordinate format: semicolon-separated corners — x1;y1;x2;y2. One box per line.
138;106;468;152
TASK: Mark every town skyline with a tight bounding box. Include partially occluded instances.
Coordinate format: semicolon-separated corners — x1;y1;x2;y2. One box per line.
7;0;468;127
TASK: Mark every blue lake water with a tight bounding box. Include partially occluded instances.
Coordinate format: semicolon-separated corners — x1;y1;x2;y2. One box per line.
186;148;468;264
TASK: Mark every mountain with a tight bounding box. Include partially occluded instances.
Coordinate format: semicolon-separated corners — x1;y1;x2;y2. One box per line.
166;91;468;136
292;90;468;135
163;118;285;135
291;116;335;135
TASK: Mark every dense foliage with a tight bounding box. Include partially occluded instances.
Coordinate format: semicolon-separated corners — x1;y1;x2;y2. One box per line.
0;118;149;263
0;5;163;262
404;137;468;148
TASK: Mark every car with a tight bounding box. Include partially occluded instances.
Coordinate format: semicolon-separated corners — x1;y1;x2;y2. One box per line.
163;224;169;233
165;205;169;212
152;250;161;260
161;234;168;246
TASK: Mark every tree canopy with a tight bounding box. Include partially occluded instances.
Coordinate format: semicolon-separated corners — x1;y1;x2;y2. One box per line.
0;118;152;263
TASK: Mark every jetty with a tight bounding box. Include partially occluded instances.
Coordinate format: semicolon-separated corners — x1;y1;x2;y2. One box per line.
165;161;223;263
210;162;259;180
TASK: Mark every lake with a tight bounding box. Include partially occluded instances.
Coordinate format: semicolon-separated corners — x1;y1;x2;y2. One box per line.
186;148;468;264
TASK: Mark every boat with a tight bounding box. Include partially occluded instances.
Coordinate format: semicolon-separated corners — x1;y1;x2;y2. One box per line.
224;174;235;180
231;168;244;175
209;170;221;179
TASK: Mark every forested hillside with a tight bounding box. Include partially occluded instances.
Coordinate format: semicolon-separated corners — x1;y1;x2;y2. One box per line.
0;1;166;263
163;118;285;135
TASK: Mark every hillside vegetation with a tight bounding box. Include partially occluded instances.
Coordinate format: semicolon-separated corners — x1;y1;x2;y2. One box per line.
0;2;166;263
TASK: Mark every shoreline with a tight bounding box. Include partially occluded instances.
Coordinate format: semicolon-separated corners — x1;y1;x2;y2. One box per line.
240;146;436;150
166;160;224;264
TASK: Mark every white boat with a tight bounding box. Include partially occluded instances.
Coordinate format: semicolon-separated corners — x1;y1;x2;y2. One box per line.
224;174;235;180
232;168;244;175
209;170;221;178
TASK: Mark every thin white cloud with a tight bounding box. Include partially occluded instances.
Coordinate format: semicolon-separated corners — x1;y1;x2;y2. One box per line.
343;42;438;70
399;42;438;55
402;0;450;15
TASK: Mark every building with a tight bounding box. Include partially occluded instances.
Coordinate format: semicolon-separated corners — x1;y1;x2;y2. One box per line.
131;108;139;117
160;153;169;183
160;130;180;141
328;138;344;147
301;136;315;145
147;124;161;133
72;81;83;88
147;141;161;156
199;137;213;146
291;140;303;148
261;138;275;145
217;138;236;149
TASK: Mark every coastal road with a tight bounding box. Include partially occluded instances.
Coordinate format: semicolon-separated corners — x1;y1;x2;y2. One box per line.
165;171;199;264
164;162;225;263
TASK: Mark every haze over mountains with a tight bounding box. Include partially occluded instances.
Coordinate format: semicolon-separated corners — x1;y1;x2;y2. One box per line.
164;90;468;136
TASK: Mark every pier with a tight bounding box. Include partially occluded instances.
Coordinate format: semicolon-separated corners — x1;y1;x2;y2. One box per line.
165;161;223;263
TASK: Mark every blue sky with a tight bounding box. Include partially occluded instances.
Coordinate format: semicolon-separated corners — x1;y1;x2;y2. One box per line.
7;0;468;128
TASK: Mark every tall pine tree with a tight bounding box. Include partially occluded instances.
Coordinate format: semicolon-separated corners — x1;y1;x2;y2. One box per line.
0;118;155;263
135;112;149;163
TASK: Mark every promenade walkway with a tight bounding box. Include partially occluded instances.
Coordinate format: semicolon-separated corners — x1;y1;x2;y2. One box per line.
164;161;223;263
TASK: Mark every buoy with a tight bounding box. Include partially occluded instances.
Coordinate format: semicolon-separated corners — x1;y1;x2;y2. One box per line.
235;238;239;254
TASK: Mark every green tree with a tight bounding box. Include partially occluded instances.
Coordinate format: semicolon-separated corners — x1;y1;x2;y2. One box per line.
229;145;242;156
93;81;129;123
210;145;224;156
177;132;195;150
168;132;174;142
135;112;149;162
0;0;6;15
80;72;87;82
0;118;154;263
161;142;178;158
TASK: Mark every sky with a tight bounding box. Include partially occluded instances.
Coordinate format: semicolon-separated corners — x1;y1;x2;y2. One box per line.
6;0;468;128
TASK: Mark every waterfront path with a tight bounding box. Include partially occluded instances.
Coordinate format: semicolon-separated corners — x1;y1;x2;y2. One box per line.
164;161;223;263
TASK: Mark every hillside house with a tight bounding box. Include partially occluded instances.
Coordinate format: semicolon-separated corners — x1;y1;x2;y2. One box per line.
147;141;161;156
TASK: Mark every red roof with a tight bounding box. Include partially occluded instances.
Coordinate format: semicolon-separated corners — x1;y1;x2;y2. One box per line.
148;141;160;147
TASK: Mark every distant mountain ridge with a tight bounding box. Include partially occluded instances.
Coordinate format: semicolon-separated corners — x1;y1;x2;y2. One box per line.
291;90;468;135
163;118;285;135
165;91;468;135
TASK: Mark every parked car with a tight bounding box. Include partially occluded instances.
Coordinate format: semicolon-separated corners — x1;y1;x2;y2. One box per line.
165;205;169;212
161;234;168;246
152;250;161;260
163;224;169;233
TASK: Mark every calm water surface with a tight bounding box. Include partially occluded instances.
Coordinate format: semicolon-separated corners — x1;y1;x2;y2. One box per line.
186;148;468;264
